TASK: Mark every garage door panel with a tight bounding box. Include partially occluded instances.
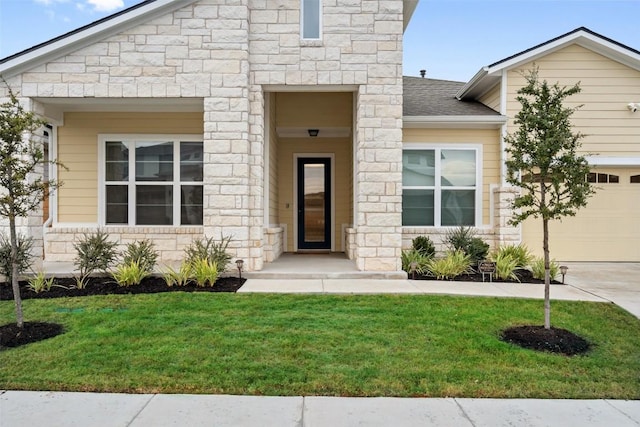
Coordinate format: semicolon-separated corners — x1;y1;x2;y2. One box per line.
522;168;640;262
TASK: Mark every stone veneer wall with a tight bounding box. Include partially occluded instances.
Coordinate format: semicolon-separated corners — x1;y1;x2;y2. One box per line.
3;0;406;272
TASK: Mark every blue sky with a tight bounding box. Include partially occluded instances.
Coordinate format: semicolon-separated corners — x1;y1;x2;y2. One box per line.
1;0;639;82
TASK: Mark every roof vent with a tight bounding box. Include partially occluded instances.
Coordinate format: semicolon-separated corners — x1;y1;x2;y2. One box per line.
419;69;426;78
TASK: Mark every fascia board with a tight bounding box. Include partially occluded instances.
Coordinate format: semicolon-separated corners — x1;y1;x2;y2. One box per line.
403;115;507;129
0;0;195;78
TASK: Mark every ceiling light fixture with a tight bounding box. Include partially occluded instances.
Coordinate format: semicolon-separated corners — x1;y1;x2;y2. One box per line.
308;129;319;137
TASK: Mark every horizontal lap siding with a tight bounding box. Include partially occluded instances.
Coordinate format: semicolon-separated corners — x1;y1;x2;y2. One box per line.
57;112;203;224
402;128;501;226
506;45;640;157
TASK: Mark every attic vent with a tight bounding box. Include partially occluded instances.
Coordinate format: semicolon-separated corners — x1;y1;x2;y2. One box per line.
419;69;426;78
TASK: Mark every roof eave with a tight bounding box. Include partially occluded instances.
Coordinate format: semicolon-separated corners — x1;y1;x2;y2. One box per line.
403;115;507;129
0;0;195;78
403;0;420;32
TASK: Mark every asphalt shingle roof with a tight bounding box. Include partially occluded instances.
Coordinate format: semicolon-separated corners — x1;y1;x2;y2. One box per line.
403;76;500;116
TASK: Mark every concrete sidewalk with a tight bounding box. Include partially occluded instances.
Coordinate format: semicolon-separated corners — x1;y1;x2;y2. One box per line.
2;391;639;427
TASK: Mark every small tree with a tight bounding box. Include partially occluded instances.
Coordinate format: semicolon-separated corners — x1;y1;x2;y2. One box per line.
505;69;595;329
0;83;62;328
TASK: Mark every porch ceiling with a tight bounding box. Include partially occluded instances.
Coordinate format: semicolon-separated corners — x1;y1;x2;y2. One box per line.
276;127;351;138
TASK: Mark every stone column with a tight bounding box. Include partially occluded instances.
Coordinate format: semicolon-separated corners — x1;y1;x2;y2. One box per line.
492;186;521;247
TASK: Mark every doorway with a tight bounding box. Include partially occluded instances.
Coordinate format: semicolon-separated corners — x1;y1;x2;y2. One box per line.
297;157;331;250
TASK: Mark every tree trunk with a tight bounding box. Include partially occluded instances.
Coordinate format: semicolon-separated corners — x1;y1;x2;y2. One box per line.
543;217;551;329
9;214;24;328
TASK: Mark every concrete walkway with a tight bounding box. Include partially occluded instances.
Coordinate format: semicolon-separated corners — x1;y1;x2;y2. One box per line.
1;391;639;426
3;263;639;426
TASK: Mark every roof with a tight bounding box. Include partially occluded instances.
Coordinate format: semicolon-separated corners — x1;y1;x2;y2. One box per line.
457;27;640;100
403;76;500;116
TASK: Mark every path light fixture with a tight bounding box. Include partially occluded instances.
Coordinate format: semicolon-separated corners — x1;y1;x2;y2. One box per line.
409;261;418;280
560;265;568;284
236;259;244;279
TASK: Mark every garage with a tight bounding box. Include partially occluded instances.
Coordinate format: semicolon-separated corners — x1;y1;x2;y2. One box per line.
522;167;640;262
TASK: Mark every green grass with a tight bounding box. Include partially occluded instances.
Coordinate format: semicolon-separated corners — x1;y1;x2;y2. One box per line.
2;293;640;398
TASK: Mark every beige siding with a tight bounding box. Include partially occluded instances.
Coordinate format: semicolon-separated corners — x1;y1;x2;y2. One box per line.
57;112;203;223
277;138;352;251
506;45;640;156
478;83;501;112
268;95;279;225
276;92;353;128
522;167;640;261
402;128;501;225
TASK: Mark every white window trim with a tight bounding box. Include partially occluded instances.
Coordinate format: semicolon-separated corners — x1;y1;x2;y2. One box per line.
402;144;483;228
300;0;322;40
98;134;203;227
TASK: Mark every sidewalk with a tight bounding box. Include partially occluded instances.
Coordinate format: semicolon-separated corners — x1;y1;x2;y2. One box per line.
2;391;639;427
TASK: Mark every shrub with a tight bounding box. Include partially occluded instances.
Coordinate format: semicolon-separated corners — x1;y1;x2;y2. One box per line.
426;250;472;280
444;227;489;264
531;257;560;281
492;244;533;269
73;230;118;279
27;272;55;293
411;236;436;258
191;258;219;287
401;249;429;276
161;263;193;287
185;235;232;272
122;240;158;274
0;234;33;282
492;252;520;282
112;261;148;287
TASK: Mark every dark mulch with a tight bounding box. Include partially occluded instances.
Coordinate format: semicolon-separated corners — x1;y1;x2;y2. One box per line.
0;322;64;349
412;269;562;285
500;325;591;356
0;276;246;301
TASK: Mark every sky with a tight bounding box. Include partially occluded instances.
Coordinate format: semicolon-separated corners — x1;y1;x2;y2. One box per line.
0;0;639;83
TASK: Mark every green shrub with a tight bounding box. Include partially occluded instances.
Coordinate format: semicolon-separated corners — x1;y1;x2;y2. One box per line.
161;263;193;287
426;250;472;280
411;236;435;258
122;240;158;274
191;258;219;287
112;261;148;287
73;230;118;279
401;249;429;276
27;272;55;293
444;227;489;264
491;244;533;269
492;252;520;281
0;234;34;282
185;235;232;272
531;257;560;281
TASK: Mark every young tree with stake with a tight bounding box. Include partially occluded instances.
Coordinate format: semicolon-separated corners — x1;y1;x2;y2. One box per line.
505;68;595;329
0;84;63;328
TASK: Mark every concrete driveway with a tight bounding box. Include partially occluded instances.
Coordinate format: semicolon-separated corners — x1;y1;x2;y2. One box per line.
563;262;640;318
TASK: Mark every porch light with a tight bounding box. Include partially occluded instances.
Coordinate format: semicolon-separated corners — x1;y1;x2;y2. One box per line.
559;265;568;284
236;259;245;279
308;129;319;137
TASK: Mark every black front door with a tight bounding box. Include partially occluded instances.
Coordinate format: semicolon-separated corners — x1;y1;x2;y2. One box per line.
297;157;331;250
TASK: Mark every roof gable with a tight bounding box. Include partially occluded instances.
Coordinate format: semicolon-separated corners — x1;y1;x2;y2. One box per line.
0;0;195;78
457;27;640;100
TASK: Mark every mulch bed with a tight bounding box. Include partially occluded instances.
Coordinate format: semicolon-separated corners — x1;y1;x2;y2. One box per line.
0;276;246;301
0;322;64;348
500;325;591;356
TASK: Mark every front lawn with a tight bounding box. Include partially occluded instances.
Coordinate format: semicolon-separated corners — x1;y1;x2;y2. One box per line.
1;293;639;398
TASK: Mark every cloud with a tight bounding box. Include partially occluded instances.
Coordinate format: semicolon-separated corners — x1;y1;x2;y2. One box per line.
86;0;125;12
34;0;71;5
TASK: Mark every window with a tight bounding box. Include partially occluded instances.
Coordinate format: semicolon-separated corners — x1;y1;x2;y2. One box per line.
587;172;619;183
402;147;480;227
630;175;640;184
102;136;203;226
301;0;321;39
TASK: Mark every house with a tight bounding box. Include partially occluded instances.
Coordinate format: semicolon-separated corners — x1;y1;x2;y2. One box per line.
0;0;638;274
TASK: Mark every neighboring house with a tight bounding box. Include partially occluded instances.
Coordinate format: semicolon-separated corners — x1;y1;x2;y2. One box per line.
0;0;637;274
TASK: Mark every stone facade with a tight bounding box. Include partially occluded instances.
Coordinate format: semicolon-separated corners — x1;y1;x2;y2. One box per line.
0;0;406;272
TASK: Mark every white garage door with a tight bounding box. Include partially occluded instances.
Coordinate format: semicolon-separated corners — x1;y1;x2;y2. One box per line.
522;168;640;262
